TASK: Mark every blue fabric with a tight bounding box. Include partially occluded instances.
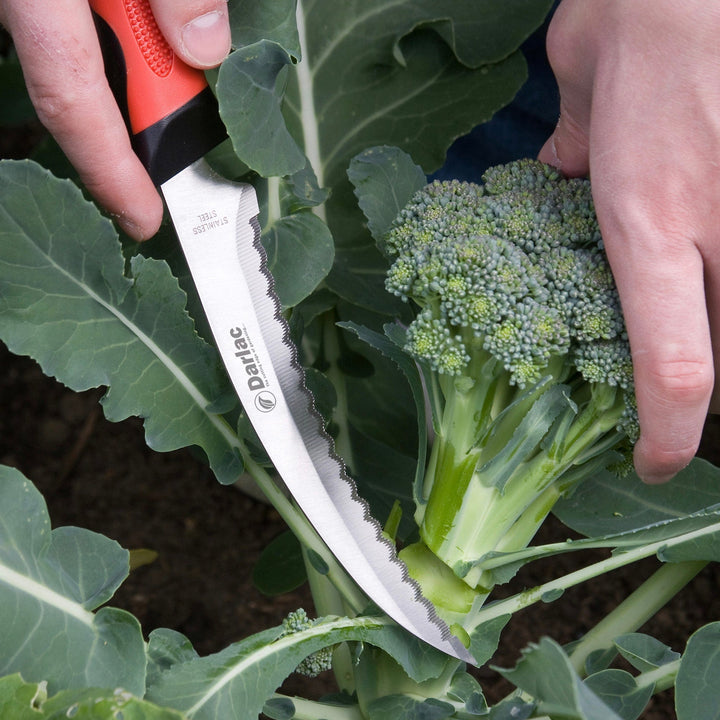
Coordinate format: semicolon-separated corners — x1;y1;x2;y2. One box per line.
433;8;560;183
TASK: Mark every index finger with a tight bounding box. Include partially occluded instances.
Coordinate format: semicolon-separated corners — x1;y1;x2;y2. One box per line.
3;0;163;239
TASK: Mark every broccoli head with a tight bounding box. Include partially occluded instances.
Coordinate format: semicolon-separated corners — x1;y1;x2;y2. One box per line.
382;160;638;624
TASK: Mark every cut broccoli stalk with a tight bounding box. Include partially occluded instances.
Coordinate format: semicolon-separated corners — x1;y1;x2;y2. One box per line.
382;159;638;622
419;360;628;590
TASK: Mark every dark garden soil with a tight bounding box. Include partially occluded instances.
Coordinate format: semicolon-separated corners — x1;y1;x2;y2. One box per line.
2;342;720;718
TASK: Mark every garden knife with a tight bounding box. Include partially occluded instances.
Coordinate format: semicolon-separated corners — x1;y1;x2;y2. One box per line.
89;0;472;663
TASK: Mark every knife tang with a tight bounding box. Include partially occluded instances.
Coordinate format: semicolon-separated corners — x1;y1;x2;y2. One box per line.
89;0;226;185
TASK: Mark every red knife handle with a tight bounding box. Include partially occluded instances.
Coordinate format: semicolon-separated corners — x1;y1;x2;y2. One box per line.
90;0;226;185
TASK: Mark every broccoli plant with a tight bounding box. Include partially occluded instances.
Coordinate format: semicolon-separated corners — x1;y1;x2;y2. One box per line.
378;160;638;627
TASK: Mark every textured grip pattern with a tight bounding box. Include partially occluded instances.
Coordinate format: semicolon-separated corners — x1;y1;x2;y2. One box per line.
126;0;173;77
92;0;226;181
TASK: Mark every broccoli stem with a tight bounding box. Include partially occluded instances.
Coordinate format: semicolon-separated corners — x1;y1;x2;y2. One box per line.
417;368;629;593
417;349;512;549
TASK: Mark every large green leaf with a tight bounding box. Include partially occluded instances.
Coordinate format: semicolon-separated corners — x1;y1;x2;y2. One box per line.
261;211;335;307
582;670;652;720
217;42;306;179
252;530;307;596
346;426;417;539
366;695;455;720
0;160;244;485
146;616;449;720
676;622;720;720
219;1;550;312
0;675;188;720
385;0;554;69
340;321;426;511
0;674;43;720
613;634;680;674
488;700;535;720
554;459;720;537
229;0;300;59
497;638;624;720
0;467;145;695
222;0;547;181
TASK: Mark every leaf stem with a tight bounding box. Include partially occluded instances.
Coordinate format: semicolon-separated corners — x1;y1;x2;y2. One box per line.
266;175;282;228
321;314;356;473
471;524;717;629
242;451;367;614
295;0;326;223
568;560;706;675
303;545;358;694
635;658;680;694
268;693;364;720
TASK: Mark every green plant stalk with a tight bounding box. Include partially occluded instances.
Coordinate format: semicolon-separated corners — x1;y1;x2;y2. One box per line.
467;389;624;574
303;545;358;695
265;175;283;230
568;560;707;675
269;694;365;720
419;372;626;588
490;483;562;556
418;351;512;548
294;0;326;225
470;525;718;633
241;450;367;614
322;313;356;474
635;658;681;694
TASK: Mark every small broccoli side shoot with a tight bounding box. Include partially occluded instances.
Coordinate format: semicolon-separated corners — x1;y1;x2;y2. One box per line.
279;609;334;677
383;159;638;621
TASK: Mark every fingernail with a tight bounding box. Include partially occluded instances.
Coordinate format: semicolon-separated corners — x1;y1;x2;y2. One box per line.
181;11;231;68
116;215;147;241
548;134;562;170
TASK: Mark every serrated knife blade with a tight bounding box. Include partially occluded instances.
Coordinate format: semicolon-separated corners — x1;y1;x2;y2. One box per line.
90;0;472;663
164;159;472;662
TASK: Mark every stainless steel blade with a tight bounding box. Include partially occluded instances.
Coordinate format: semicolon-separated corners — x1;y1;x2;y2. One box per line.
161;159;473;663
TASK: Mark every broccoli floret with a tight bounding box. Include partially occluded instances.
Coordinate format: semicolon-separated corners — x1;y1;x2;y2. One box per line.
279;609;334;677
384;160;637;623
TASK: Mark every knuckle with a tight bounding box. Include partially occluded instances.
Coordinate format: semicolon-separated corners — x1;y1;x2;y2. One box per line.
30;77;97;128
544;9;577;77
25;45;105;129
643;356;714;407
29;86;75;127
544;1;595;86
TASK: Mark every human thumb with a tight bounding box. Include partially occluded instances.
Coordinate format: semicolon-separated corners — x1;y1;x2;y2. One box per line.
150;0;231;69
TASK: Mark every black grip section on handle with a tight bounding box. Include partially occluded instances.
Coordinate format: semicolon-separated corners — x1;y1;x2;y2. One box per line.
132;87;228;185
93;12;228;186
